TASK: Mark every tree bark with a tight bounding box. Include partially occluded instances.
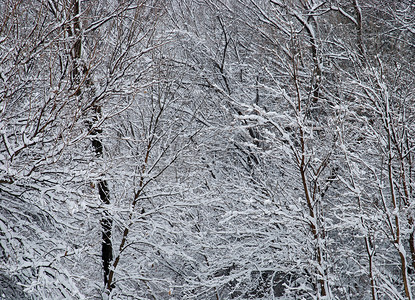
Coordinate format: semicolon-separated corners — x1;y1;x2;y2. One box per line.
69;0;113;289
91;116;113;288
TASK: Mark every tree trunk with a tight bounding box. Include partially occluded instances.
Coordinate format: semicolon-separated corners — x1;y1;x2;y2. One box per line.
91;118;113;288
69;0;113;289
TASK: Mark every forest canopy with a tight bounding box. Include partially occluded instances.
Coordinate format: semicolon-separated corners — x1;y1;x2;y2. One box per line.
1;0;415;299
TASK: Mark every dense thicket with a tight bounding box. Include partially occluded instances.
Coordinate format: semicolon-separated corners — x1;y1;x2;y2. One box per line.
1;0;415;299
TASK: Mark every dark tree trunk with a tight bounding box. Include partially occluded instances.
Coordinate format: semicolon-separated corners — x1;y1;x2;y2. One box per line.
410;228;415;272
69;0;113;289
90;114;114;289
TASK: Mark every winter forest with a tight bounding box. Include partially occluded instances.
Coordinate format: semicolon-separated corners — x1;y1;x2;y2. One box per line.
1;0;415;299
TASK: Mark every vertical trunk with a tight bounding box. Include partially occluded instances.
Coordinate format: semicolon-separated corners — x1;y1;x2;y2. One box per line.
397;227;413;299
399;148;415;273
353;0;365;59
387;121;412;299
90;113;113;288
300;161;327;297
364;236;378;300
394;130;415;274
106;138;152;290
407;138;415;271
69;0;113;289
399;249;412;300
292;25;328;295
410;227;415;272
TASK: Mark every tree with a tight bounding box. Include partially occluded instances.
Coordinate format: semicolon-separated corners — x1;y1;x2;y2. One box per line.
0;0;167;297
